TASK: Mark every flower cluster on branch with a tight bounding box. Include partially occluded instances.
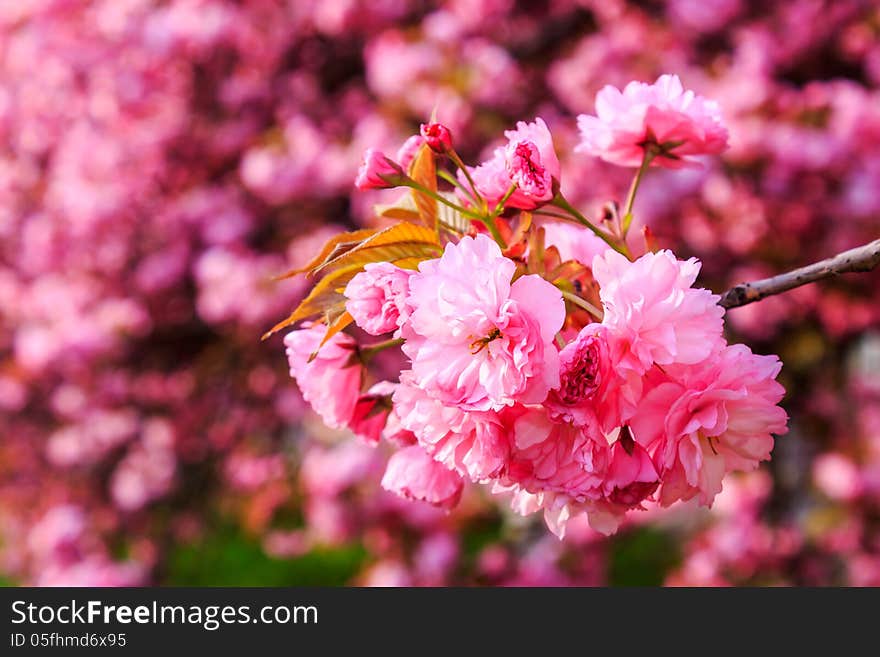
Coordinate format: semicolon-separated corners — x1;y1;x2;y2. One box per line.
277;75;789;537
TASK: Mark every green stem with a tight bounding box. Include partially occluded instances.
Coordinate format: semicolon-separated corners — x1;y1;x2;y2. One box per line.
437;169;476;202
359;337;405;362
532;209;585;222
403;179;484;221
448;149;483;207
560;290;603;320
405;178;505;247
479;215;506;248
550;195;628;257
489;184;517;220
621;150;655;236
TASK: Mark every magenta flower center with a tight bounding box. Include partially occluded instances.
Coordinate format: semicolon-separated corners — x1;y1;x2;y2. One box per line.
558;337;601;404
507;140;550;196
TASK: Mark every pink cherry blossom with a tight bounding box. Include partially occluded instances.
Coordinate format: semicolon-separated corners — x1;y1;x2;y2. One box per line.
420;122;453;153
592;249;725;374
505;140;553;201
501;406;659;537
392;375;509;480
344;262;412;336
540;220;611;267
284;324;362;429
381;445;464;511
355;148;405;190
462;118;561;210
577;74;729;168
629;344;788;507
546;323;639;434
403;234;564;411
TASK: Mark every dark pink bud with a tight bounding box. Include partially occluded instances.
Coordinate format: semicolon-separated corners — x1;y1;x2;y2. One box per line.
355;148;405;190
420;122;453;153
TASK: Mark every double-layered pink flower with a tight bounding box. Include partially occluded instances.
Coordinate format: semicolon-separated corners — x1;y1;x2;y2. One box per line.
630;344;789;507
381;445;464;511
577;74;729;168
392;372;510;481
462;118;561;210
545;323;636;434
284;324;362;429
344;262;413;336
402;234;564;411
501;406;660;536
592;249;725;374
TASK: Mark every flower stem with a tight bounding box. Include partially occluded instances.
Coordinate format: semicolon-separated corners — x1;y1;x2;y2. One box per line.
359;337;405;362
404;179;505;248
479;214;507;248
550;194;629;257
560;290;604;320
403;179;484;221
489;184;518;220
621;150;655;236
437;169;476;202
448;149;482;206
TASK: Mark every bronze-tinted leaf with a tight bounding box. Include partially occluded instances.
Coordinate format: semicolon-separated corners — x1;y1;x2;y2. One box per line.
262;264;364;339
549;259;589;284
526;226;546;275
374;192;422;223
314;222;441;274
273;228;377;280
409;144;437;231
317;311;354;349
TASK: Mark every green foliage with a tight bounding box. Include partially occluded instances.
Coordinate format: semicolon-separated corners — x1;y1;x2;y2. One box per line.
608;527;681;586
165;523;366;586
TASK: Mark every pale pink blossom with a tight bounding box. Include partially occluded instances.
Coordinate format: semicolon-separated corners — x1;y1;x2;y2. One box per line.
344;262;412;335
462;118;560;210
592;249;725;374
813;453;863;502
403;234;564;411
629;344;788;507
577;74;729;168
284;324;362;429
355;148;405;190
392;375;509;480
110;419;176;511
540;220;611;267
381;445;464;511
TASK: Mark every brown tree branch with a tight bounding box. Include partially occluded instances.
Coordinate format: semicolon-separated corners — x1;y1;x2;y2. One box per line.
719;238;880;310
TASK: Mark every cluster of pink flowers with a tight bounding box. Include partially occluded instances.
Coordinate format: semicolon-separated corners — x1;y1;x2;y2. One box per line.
3;0;879;586
284;75;789;539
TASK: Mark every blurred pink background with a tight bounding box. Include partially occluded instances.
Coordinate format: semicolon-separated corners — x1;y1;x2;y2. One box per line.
2;0;879;586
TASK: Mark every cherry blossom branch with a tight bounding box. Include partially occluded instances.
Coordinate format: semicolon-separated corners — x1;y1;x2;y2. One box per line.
719;238;880;310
